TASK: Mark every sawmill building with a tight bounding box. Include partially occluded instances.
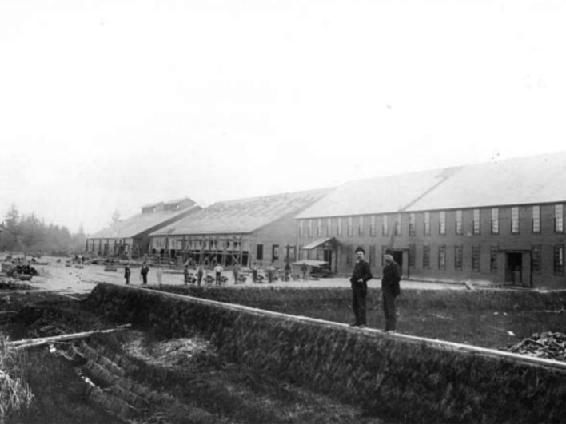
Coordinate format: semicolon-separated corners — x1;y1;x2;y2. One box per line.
149;189;331;267
86;198;200;259
296;152;566;289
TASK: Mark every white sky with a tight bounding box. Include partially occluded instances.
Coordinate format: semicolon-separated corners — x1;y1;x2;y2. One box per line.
1;0;565;234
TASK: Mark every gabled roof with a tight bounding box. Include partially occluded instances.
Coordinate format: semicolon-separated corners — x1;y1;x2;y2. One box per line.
296;167;458;219
90;200;199;239
296;151;566;219
151;188;332;236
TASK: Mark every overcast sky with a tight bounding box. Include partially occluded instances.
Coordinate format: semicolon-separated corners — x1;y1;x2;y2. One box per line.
1;0;565;234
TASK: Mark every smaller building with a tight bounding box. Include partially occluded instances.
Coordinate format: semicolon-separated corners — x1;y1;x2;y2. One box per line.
86;198;200;259
149;188;332;268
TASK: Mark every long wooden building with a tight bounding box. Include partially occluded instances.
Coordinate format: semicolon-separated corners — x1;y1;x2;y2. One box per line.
296;152;566;289
149;189;331;267
86;198;200;259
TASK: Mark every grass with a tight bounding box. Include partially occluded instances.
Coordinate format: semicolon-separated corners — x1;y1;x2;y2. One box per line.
153;285;566;349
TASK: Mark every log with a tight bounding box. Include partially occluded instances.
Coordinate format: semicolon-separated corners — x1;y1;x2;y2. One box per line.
10;324;132;350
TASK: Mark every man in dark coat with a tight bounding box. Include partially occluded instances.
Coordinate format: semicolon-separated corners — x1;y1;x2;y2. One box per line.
124;264;131;285
381;250;401;332
140;262;149;285
349;247;373;327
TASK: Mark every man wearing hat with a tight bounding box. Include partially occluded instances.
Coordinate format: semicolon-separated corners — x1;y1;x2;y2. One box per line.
382;250;401;332
349;246;373;326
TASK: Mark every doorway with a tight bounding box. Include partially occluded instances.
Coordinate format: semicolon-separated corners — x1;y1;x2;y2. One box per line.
323;249;332;270
392;251;403;268
505;252;523;284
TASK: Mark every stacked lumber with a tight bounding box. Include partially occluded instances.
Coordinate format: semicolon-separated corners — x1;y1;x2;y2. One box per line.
509;331;566;360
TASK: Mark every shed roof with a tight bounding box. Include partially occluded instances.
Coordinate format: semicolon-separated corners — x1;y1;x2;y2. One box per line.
296;151;566;219
151;188;332;236
90;201;199;239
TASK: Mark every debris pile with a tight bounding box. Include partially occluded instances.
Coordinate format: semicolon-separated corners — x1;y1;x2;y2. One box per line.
508;331;566;361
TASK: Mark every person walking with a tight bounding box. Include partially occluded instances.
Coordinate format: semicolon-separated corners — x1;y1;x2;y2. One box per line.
349;247;373;327
140;262;149;285
232;262;240;284
381;250;401;332
124;264;131;285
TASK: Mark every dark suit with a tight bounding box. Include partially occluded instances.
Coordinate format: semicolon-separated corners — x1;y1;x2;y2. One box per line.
381;261;401;331
350;260;373;325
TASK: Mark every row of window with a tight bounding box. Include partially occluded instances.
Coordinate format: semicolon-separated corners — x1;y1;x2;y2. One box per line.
299;204;564;238
405;244;564;274
255;244;296;261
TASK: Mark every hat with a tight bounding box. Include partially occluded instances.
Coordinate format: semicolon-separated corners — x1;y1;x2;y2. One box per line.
355;247;365;254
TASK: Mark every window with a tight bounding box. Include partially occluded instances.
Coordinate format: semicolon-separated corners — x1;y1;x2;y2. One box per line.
299;221;304;237
532;245;541;273
326;218;332;236
347;217;354;237
337;218;342;236
409;244;416;267
424;212;431;235
455;245;463;271
358;216;364;236
409;213;416;236
456;210;463;235
555;204;564;233
308;220;313;237
346;245;354;266
394;213;402;235
370;216;377;237
256;244;264;261
491;208;499;234
532;205;540;233
511;207;520;234
423;245;430;269
554;245;564;274
439;211;446;235
272;244;279;260
369;245;377;267
438;245;446;270
473;209;480;235
382;215;389;236
317;219;322;237
472;245;480;272
490;246;498;273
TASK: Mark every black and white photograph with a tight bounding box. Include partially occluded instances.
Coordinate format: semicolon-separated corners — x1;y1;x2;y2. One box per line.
0;0;565;423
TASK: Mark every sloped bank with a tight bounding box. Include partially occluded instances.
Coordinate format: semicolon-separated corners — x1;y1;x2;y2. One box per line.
86;283;566;424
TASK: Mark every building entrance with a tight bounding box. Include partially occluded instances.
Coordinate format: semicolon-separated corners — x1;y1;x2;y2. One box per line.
392;251;403;268
505;252;523;284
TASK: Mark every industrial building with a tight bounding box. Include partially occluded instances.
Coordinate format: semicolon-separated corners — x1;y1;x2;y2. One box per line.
296;152;566;289
86;198;199;259
149;189;331;267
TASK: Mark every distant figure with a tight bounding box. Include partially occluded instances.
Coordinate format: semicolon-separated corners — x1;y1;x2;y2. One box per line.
232;263;240;284
381;250;401;332
301;263;308;280
184;264;190;285
124;264;131;285
141;262;149;285
156;263;163;287
284;262;291;282
251;263;258;283
196;263;204;287
214;263;223;285
349;247;373;327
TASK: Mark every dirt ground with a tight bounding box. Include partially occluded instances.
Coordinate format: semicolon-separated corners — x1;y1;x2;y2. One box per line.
25;256;467;295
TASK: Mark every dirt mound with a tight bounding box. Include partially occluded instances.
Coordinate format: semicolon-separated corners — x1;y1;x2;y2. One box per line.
508;331;566;361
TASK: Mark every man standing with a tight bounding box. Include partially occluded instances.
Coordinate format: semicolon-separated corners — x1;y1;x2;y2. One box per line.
214;263;223;285
140;262;149;285
349;247;373;327
124;264;131;285
381;250;401;332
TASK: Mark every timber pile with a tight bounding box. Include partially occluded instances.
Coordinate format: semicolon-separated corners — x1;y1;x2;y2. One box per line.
509;332;566;360
86;283;566;424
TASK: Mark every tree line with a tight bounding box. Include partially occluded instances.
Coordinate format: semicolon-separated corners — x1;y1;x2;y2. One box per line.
0;205;86;255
